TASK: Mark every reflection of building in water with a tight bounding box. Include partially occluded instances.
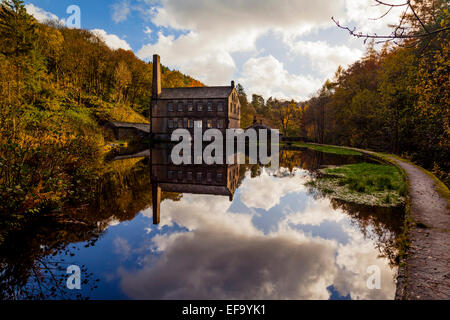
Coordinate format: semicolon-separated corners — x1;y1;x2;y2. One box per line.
150;146;240;224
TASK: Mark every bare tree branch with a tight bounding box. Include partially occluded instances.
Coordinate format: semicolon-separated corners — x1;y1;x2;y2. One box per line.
331;17;449;40
374;0;410;7
370;6;394;21
331;0;448;42
408;2;430;33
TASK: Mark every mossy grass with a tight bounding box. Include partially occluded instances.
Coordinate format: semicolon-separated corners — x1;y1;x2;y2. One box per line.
285;142;363;156
309;162;406;206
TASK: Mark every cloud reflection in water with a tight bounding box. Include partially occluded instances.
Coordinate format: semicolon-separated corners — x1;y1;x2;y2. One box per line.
119;169;396;300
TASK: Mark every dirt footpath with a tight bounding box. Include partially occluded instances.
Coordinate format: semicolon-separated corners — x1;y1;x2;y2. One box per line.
389;158;450;300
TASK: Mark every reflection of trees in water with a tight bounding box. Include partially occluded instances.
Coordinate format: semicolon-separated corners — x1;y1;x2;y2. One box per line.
0;215;99;300
0;156;181;300
330;198;404;267
307;186;404;267
251;148;404;267
0;148;402;298
277;148;404;267
280;148;373;172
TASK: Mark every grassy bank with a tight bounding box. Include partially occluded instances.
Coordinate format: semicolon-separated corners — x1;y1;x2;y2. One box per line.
285;142;363;156
309;162;407;207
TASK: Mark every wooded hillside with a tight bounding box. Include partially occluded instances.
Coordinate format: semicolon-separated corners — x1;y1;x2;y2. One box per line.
0;0;203;217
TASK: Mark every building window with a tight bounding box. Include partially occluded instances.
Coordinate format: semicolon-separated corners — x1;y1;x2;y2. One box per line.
188;103;194;112
207;172;212;182
178;119;183;128
217;103;223;112
177;171;183;180
168;170;174;179
197;104;203;112
168;119;174;129
188;119;194;128
178;103;183;112
184;118;188;128
168;102;174;112
207;102;213;112
207;119;213;128
237;106;240;115
217;119;223;129
196;172;202;181
187;172;193;180
217;173;223;183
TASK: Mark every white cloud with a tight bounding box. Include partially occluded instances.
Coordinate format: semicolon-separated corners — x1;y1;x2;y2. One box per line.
239;169;307;211
280;198;347;227
143;26;152;35
238;55;322;101
120;229;338;299
114;237;132;260
286;40;364;76
334;230;397;300
143;193;254;234
121;169;397;300
343;0;407;34
111;0;132;23
136;0;404;99
91;29;132;51
25;3;64;25
138;0;346;87
151;0;344;34
137;30;251;86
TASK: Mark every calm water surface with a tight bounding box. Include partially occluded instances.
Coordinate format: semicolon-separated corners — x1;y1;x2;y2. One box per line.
0;148;403;300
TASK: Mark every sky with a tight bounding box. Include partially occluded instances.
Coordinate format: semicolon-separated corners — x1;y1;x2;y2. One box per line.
24;0;405;101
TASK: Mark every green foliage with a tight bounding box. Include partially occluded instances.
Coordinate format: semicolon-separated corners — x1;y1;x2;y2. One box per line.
0;131;101;217
236;85;301;135
0;0;37;57
310;162;406;206
327;163;405;193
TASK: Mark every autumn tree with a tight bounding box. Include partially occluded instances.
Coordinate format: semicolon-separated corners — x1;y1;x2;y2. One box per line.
114;61;132;103
236;84;255;128
272;99;302;137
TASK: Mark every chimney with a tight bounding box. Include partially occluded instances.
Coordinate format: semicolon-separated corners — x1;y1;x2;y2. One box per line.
231;80;235;88
152;54;161;99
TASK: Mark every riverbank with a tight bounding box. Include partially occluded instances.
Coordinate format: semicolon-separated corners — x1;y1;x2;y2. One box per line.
301;143;450;300
309;162;406;207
